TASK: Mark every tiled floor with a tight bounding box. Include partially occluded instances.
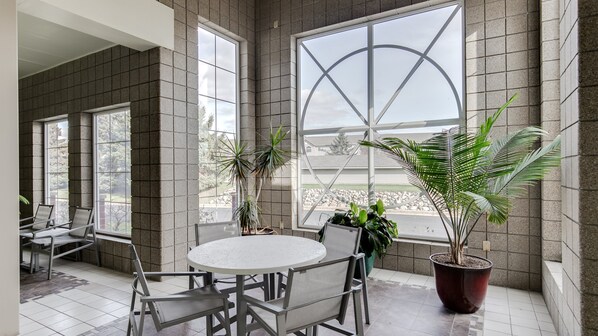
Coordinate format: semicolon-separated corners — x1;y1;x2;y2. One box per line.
19;254;557;336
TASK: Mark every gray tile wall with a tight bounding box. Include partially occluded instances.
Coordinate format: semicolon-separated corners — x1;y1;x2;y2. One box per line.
19;0;257;273
255;0;547;290
18;45;162;273
155;0;257;272
540;0;562;262
558;0;598;334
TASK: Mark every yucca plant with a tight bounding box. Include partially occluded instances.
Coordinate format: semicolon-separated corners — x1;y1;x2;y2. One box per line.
219;126;290;233
361;95;561;266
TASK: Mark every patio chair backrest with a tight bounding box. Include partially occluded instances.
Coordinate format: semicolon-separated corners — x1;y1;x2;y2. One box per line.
32;204;54;230
194;222;240;246
283;256;356;331
69;207;94;238
321;223;361;262
129;244;152;297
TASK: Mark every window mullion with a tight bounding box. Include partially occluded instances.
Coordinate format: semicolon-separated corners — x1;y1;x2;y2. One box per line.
367;24;375;206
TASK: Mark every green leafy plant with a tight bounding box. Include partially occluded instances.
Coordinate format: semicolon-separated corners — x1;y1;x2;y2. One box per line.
320;199;398;258
19;195;30;205
219;126;290;233
360;95;561;265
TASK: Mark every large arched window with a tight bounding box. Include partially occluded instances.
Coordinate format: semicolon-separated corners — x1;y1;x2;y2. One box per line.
298;4;464;241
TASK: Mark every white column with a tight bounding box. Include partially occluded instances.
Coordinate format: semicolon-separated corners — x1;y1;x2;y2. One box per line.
0;0;20;335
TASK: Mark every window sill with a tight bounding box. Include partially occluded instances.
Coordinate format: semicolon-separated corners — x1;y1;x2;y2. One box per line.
96;234;131;245
544;260;563;292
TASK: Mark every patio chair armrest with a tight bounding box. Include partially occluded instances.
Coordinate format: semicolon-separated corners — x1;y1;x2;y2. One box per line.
54;221;73;228
30;226;61;238
19;216;34;223
141;293;229;302
286;290;352;312
59;223;94;236
19;219;54;230
243;295;285;314
141;271;210;277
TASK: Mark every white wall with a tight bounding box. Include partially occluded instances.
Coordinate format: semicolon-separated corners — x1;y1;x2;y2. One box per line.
0;0;20;335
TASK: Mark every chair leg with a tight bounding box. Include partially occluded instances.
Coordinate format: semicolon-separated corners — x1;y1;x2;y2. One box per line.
222;301;232;336
19;237;23;264
188;266;195;289
138;302;146;336
47;246;55;280
206;314;213;336
29;244;35;274
352;290;365;336
95;243;101;267
277;273;285;298
358;258;370;324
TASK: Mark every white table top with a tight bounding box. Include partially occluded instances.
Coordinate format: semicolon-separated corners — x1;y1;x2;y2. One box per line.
187;235;327;275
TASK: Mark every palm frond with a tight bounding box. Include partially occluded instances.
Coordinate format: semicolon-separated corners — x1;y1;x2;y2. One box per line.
492;135;561;196
462;191;510;225
486;126;547;178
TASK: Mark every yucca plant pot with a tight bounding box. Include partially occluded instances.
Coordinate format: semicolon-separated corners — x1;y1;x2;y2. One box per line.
430;253;492;314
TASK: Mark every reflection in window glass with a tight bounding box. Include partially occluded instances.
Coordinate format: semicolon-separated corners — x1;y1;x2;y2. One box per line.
45;119;69;223
198;26;239;224
94;109;131;236
298;4;464;241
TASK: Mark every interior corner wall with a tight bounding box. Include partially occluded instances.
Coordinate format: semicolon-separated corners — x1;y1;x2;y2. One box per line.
0;0;21;334
559;0;598;334
155;0;257;272
254;0;545;290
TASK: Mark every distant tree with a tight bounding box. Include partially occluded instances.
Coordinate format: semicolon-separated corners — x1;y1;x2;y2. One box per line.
328;133;354;155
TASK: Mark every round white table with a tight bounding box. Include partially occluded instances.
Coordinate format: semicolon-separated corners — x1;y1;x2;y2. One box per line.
187;235;326;335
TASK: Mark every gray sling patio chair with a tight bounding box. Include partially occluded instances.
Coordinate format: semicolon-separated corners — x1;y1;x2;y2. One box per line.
277;223;371;324
245;255;364;336
127;244;232;336
30;207;100;280
19;204;54;264
189;222;266;296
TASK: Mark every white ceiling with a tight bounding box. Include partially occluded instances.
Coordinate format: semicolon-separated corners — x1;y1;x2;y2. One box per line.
18;12;114;78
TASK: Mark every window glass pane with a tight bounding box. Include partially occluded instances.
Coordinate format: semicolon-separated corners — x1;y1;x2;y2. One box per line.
302;77;366;130
198;28;216;64
373;5;455;52
378;59;460;124
373;48;420;118
328;51;368;119
95;114;111;143
216;36;236;72
302;26;367;70
216;68;236;103
199;96;216;131
94;109;131;236
198;26;239;226
216;101;236;133
45;119;69;223
297;5;464;242
199;62;216;97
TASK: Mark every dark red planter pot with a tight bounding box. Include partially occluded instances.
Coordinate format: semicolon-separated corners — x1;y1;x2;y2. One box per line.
430;253;493;314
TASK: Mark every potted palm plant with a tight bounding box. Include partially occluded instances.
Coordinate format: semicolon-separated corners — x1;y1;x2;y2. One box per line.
360;95;561;313
219;126;290;234
319;199;398;276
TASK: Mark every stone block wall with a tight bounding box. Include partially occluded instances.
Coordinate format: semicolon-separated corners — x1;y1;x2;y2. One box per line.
254;0;548;290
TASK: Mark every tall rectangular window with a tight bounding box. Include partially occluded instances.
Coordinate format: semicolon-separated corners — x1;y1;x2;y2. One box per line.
297;4;464;241
197;26;239;223
93;108;131;236
45;119;69;223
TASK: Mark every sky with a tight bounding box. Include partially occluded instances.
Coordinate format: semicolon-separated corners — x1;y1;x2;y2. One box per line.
300;4;463;132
